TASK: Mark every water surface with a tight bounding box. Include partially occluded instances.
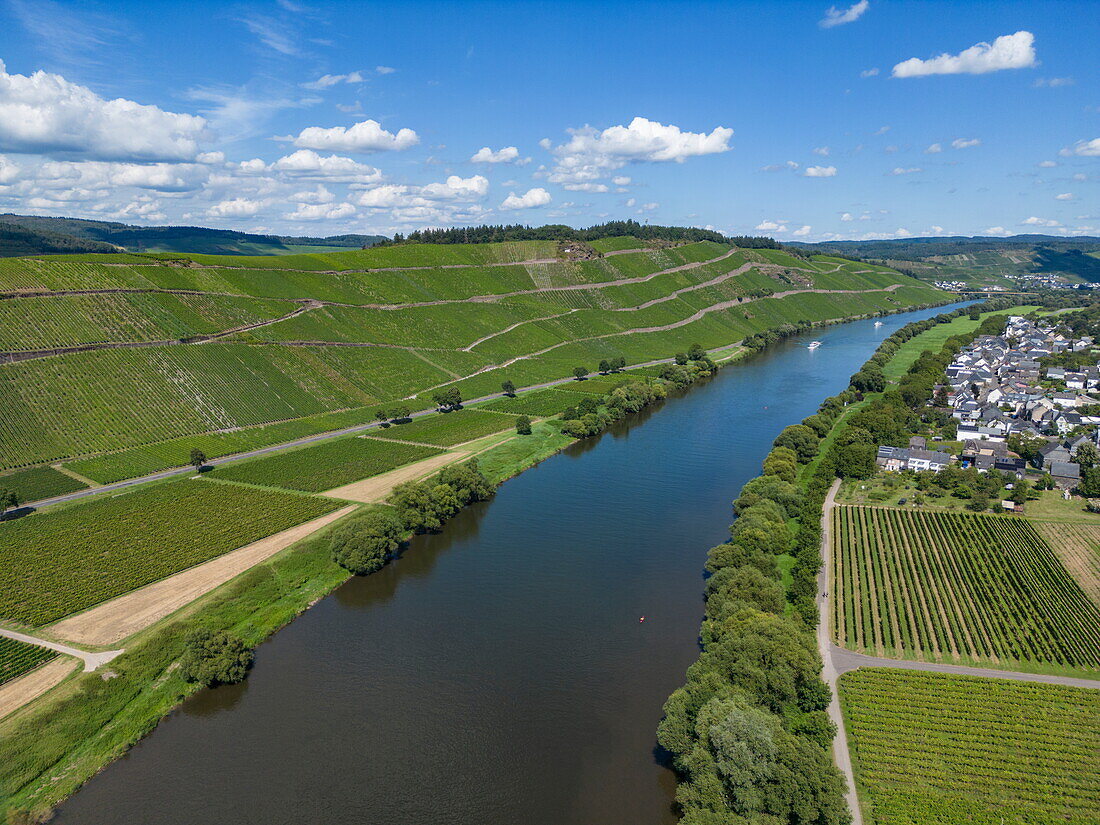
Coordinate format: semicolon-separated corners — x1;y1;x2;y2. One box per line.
55;304;966;824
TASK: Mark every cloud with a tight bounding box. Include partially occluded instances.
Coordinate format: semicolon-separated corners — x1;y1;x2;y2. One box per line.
755;219;788;232
270;149;383;182
470;145;529;164
1021;216;1061;227
813;146;831;156
792;225;812;237
924;143;942;153
840;212;853;222
208;197;264;218
951;138;981;149
1037;160;1058;168
375;66;396;75
500;187;551;210
860;68;879;78
1061;138;1100;157
239;14;300;56
892;31;1037;77
819;0;869;28
356;174;488;208
1032;77;1074;88
873;125;890;136
300;72;364;90
890;167;922;175
762;160;799;172
285;202;356;221
547;116;732;185
563;182;609;193
0;59;207;162
804;165;837;177
612;175;631;186
1055;193;1074;201
0;154;19;184
289;118;419;153
984;226;1012;236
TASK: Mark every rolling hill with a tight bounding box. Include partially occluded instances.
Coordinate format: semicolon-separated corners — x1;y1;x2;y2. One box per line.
0;237;947;480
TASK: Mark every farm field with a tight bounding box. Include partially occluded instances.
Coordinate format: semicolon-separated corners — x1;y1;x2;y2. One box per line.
840;668;1100;825
368;409;519;447
0;466;87;502
832;506;1100;673
1031;520;1100;607
210;436;442;492
0;479;341;626
0;240;946;472
0;638;57;687
484;387;592;416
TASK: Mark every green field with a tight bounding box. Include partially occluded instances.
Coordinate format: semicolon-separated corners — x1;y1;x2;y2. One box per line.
0;479;341;626
211;436;442;492
371;409;519;446
0;240;946;473
841;668;1100;825
0;637;58;686
833;506;1100;672
484;387;591;416
0;466;87;502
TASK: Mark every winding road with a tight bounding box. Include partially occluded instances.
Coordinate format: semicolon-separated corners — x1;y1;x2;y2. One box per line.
816;479;1099;825
0;627;123;673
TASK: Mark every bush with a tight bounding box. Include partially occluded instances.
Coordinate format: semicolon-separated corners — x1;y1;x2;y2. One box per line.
178;629;252;686
515;415;532;435
330;509;406;574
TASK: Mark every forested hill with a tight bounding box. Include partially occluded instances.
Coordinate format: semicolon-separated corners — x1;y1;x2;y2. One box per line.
0;214;386;257
0;239;946;479
789;234;1100;287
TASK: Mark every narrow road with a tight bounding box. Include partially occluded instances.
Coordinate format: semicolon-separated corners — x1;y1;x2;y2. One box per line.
816;480;1099;825
0;627;124;673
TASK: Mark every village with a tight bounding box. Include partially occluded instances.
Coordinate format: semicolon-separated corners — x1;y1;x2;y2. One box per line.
872;314;1100;507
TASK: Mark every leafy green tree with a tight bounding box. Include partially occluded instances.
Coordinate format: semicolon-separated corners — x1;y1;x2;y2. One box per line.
330;509;405;574
0;489;20;517
572;366;589;380
675;352;689;366
1075;442;1098;470
501;379;516;396
1079;466;1100;497
850;367;885;393
688;343;706;361
612;356;626;372
834;442;877;479
395;405;411;421
598;359;611;374
189;448;207;470
179;630;253;686
762;447;798;482
515;415;532;435
773;424;819;462
375;409;389;425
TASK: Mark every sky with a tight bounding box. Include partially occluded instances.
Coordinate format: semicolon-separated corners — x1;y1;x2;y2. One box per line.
0;0;1096;241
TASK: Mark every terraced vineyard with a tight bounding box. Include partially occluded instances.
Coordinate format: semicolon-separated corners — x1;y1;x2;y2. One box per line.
0;637;57;686
211;436;442;492
0;479;341;626
840;668;1100;825
0;240;946;475
832;506;1100;671
0;466;87;501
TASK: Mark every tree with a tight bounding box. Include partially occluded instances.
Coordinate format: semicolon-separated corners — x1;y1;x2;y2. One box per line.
573;366;589;380
675;352;689;366
598;359;611;374
395;405;411;421
330;509;406;574
1079;466;1100;497
1076;442;1098;470
688;343;706;361
189;449;207;470
834;442;877;479
374;408;389;425
773;425;819;462
0;489;20;517
613;356;627;372
515;415;532;435
501;379;516;397
179;629;253;686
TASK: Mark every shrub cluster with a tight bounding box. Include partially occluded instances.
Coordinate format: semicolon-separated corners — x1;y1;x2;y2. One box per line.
178;629;253;687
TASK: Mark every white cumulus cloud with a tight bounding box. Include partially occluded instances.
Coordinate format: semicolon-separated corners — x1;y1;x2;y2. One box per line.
819;0;869;28
500;187;551;210
470;145;529;164
952;138;981;149
813;146;831;156
1055;193;1074;201
300;72;364;90
270;149;383;182
207;197;264;218
792;225;812;236
285;202;356;220
1061;138;1100;157
289;118;419;153
0;59;207;162
1021;216;1061;227
755;220;788;232
924;143;942;153
984;226;1012;236
860;68;880;78
804;165;837;177
892;31;1037;77
891;166;922;175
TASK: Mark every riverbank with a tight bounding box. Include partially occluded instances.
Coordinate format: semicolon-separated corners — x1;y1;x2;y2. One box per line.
0;298;959;822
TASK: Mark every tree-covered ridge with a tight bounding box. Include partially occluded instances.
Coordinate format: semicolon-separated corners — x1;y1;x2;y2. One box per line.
386;219;782;249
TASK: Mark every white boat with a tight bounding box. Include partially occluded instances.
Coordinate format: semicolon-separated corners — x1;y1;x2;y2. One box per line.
874;321;883;327
807;341;822;350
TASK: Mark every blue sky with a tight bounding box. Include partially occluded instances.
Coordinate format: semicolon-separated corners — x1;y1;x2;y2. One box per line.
0;0;1096;240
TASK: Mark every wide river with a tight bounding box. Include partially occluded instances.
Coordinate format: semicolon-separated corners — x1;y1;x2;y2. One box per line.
55;303;967;825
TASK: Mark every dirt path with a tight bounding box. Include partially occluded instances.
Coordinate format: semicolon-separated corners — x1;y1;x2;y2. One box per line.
0;627;123;672
52;463;100;487
0;657;79;721
322;451;471;503
48;504;357;646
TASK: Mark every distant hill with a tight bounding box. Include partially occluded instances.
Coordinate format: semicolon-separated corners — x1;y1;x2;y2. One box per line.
0;214;387;257
789;234;1100;286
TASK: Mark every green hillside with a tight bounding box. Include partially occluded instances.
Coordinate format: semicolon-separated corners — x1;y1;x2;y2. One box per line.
0;239;947;477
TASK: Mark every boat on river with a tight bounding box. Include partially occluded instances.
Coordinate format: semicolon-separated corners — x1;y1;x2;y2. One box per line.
807;341;822;350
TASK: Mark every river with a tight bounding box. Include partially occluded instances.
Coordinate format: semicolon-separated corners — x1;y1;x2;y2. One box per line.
54;304;967;824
